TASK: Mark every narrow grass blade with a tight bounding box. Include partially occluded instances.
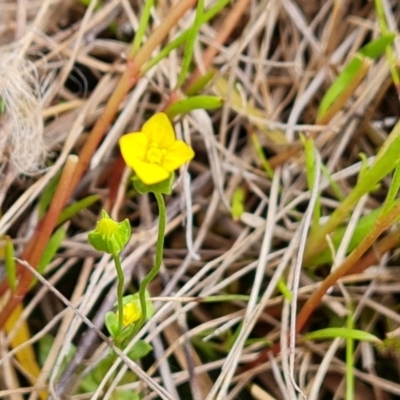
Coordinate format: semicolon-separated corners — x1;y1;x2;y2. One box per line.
317;34;395;123
57;194;100;225
177;0;204;88
304;327;380;343
5;236;16;291
165;95;223;119
131;0;155;55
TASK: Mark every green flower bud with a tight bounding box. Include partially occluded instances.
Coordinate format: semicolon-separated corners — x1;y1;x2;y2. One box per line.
88;210;131;254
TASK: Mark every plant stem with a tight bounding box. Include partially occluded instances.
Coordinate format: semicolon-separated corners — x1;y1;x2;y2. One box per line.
134;192;166;335
346;309;355;400
112;253;124;335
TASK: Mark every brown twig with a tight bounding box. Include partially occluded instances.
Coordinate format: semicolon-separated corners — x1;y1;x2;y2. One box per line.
296;204;400;334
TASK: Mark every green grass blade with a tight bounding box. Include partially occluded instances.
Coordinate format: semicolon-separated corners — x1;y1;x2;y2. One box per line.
312;130;400;243
305;207;381;267
320;163;345;201
201;0;231;23
57;194;100;226
38;172;61;218
382;160;400;213
165;95;223;119
277;279;292;302
5;237;16;291
142;32;187;73
301;135;321;232
177;0;204;88
142;0;229;74
318;56;364;119
346;309;355;400
317;35;395;121
29;225;67;288
358;33;396;58
374;0;400;90
250;133;274;178
304;327;380;343
185;69;216;96
131;0;155;55
37;226;66;274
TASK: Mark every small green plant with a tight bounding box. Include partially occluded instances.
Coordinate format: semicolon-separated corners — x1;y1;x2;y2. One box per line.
87;112;194;396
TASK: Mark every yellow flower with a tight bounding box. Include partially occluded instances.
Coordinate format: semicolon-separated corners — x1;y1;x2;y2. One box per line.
119;113;194;185
117;302;141;327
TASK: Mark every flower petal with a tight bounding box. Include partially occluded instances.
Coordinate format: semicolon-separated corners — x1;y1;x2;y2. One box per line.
162;141;195;171
133;160;170;185
141;113;175;148
119;132;148;169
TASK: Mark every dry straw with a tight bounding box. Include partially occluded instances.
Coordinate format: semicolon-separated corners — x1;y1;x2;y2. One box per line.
0;49;45;173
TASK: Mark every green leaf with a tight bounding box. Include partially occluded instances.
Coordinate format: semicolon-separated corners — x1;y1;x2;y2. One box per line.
318;56;365;118
91;355;113;385
57;194;100;225
166;95;223;119
301;135;321;232
176;0;205;88
320;163;345;201
127;340;153;361
358;33;396;59
277;279;292;302
105;311;119;338
38;172;61;218
113;391;140;400
131;0;155;54
317;35;396;121
382;159;400;213
133;173;174;195
115;322;136;343
304;327;380;343
30;225;67;288
231;187;245;220
305;207;381;267
250;133;274;178
38;334;76;373
185;70;216;96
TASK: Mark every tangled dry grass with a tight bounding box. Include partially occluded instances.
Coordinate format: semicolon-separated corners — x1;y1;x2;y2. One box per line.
1;0;400;399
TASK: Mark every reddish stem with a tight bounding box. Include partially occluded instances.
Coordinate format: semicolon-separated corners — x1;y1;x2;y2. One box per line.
0;156;78;329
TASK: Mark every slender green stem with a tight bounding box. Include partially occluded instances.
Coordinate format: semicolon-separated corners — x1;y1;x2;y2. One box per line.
134;192;166;335
113;253;124;335
131;0;154;55
374;0;400;93
346;308;355;400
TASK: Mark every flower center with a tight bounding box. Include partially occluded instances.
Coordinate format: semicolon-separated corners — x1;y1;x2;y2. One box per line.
146;143;166;164
121;302;141;326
